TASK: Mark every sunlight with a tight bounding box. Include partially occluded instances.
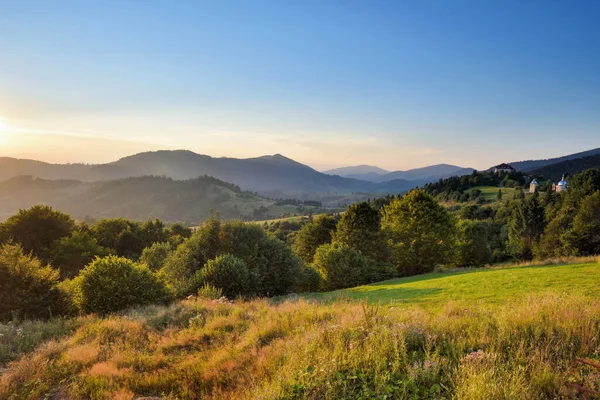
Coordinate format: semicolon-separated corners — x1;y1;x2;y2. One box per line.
0;116;9;144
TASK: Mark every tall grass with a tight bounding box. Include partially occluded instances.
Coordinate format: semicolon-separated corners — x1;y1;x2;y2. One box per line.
1;293;599;399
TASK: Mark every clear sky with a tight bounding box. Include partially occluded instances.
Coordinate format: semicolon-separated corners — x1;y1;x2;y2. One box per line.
1;0;599;171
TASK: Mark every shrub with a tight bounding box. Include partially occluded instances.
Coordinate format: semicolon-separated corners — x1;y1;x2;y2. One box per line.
198;254;257;298
455;220;492;267
161;219;306;297
75;256;172;315
1;205;75;264
292;215;337;263
140;242;172;271
313;243;396;291
0;243;71;321
51;231;112;279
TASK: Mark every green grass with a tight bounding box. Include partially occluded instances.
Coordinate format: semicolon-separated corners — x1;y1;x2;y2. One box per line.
470;185;515;201
336;261;600;307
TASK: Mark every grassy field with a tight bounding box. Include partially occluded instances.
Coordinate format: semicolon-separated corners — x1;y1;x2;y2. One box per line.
471;185;515;201
2;260;600;399
316;260;600;308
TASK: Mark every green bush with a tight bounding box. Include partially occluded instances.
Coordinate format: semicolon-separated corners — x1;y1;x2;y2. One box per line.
313;243;396;291
51;231;112;279
140;241;172;271
0;243;71;321
292;215;337;263
161;219;307;297
198;254;257;298
75;256;172;315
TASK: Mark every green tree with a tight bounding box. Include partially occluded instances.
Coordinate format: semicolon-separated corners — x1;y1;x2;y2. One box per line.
0;243;71;321
332;202;389;263
1;205;75;264
381;189;457;276
497;189;503;201
313;243;395;291
197;254;257;298
91;218;144;259
507;193;546;260
565;191;600;255
75;256;171;315
292;214;337;263
140;219;168;248
534;205;576;259
455;220;492;267
140;242;172;271
51;231;112;279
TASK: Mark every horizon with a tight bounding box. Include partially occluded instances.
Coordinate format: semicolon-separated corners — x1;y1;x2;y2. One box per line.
1;0;600;170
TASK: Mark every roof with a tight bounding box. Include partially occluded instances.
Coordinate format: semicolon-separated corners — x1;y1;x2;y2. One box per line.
531;179;538;184
494;163;515;170
558;179;568;186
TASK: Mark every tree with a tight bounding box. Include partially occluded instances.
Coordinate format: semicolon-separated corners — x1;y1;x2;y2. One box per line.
75;256;171;315
198;254;257;298
455;220;492;267
1;205;75;264
51;231;112;279
91;218;144;259
534;205;576;259
292;214;337;263
497;189;503;201
565;191;600;255
0;243;70;321
312;243;395;291
140;242;172;271
507;193;546;260
332;202;389;263
140;219;168;248
381;190;457;276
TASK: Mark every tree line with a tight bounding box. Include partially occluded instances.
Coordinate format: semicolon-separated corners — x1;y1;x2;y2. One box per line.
1;167;600;322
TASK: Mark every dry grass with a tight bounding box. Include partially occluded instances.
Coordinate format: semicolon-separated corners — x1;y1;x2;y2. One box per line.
1;291;600;399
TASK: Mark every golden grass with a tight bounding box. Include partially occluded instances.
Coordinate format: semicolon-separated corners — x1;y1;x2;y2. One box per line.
1;291;600;399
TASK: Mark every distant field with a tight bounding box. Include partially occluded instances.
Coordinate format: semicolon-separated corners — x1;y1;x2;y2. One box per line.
472;185;515;200
310;259;600;308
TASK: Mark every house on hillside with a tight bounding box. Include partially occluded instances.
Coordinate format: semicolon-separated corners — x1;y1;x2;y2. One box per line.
529;179;539;193
493;163;516;174
552;176;569;192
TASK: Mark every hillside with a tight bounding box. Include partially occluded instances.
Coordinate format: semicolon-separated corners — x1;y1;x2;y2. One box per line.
0;151;420;197
0;175;327;223
510;147;600;172
530;153;600;182
2;259;599;399
325;163;475;183
323;165;389;180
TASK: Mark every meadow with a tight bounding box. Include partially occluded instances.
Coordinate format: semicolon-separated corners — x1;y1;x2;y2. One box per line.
1;259;600;399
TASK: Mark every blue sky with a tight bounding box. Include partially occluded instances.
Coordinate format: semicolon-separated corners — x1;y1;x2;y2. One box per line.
0;0;599;170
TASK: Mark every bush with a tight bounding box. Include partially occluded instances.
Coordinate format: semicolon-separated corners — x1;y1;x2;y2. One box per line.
140;242;172;271
161;219;307;297
51;231;112;279
198;254;257;299
0;243;71;321
75;256;172;315
292;215;337;263
313;243;396;291
1;205;75;264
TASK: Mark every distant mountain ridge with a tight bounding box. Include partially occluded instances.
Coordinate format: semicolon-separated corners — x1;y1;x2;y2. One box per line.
510;147;600;172
530;154;600;182
325;163;475;183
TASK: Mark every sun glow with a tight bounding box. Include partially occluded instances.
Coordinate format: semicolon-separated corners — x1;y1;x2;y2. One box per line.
0;117;9;144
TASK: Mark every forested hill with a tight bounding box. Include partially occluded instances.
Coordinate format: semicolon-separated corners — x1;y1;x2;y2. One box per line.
509;147;600;172
0;175;326;223
530;154;600;182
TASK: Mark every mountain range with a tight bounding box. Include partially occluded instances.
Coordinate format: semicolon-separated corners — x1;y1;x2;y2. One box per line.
325;164;475;183
510;147;600;172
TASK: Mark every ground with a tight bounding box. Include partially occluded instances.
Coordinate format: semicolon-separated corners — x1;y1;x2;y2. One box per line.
1;258;600;399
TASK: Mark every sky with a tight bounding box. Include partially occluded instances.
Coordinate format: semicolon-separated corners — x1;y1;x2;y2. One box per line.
1;0;599;171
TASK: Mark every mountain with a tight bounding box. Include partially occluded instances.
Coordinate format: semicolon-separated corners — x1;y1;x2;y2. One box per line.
530;154;600;182
0;175;330;223
323;165;389;181
0;151;419;197
510;148;600;172
378;164;475;182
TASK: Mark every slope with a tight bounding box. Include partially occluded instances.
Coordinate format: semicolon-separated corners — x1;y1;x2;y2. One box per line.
530;153;600;182
510;147;600;172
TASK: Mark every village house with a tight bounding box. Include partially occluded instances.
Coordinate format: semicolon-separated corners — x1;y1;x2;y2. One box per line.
493;163;516;174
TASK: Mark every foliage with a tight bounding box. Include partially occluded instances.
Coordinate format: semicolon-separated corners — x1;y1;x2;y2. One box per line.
313;243;395;290
455;220;492;267
51;231;112;279
507;193;546;260
0;243;71;321
332;202;389;263
565;191;600;255
382;189;457;276
1;205;75;264
198;254;257;298
74;256;171;315
140;241;172;271
292;214;337;263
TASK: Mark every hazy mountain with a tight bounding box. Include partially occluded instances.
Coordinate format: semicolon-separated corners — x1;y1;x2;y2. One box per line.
375;164;474;183
323;165;390;181
0;175;329;223
530;154;600;182
0;151;419;196
510;148;600;172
